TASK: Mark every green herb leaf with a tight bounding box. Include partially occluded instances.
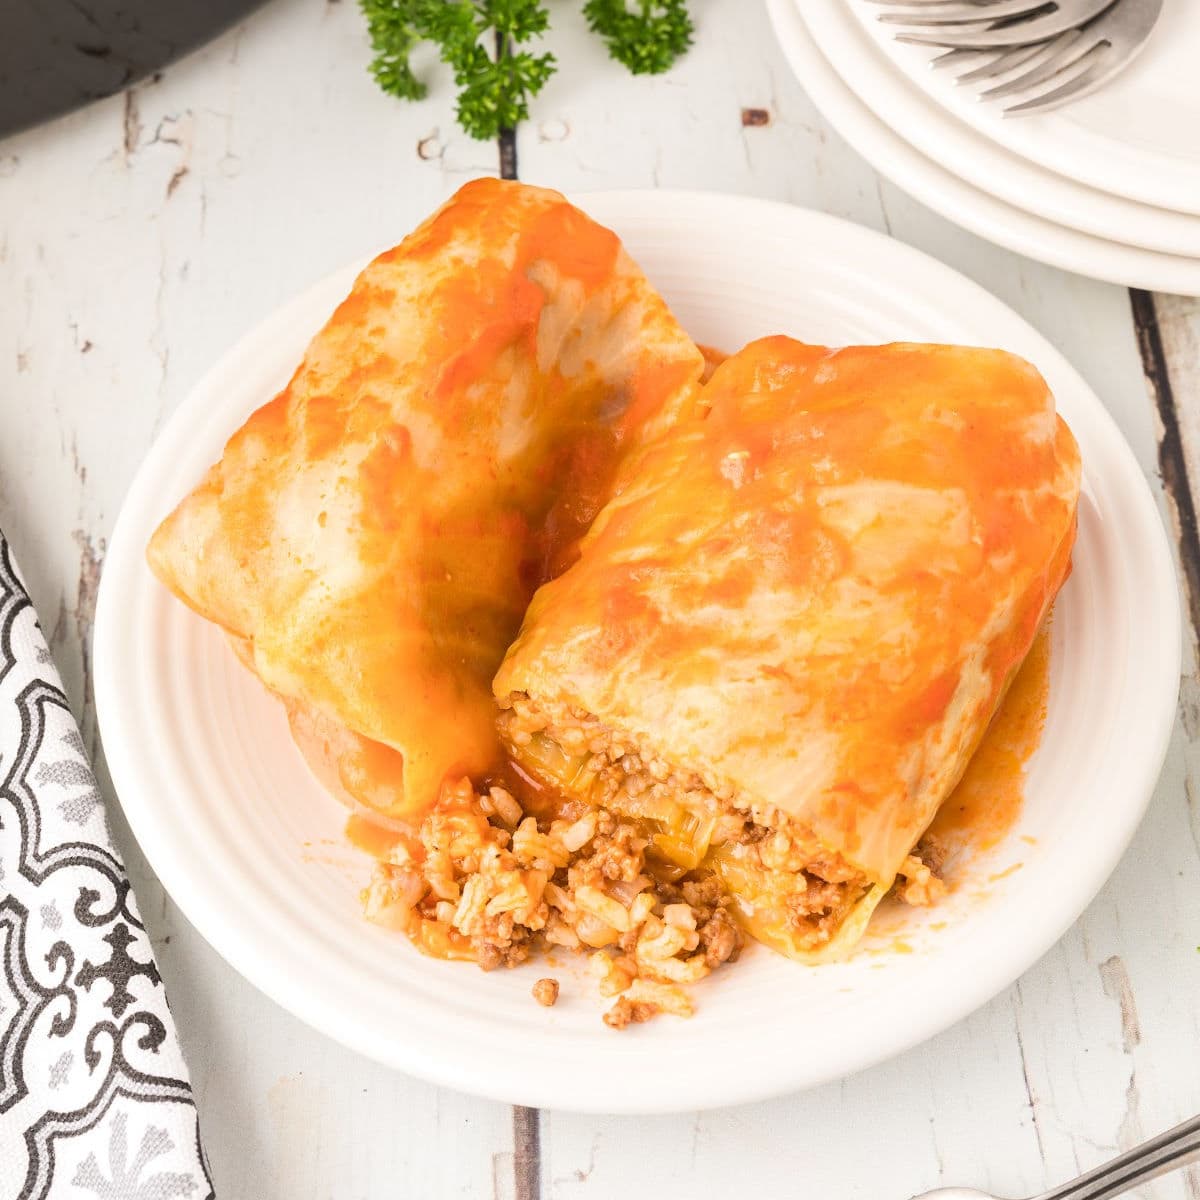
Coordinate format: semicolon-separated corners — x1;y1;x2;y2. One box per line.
584;0;694;76
361;0;428;100
420;0;478;53
453;38;557;140
360;0;554;140
481;0;552;41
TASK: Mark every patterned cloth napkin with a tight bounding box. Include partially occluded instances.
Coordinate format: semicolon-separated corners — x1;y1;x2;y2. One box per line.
0;533;213;1199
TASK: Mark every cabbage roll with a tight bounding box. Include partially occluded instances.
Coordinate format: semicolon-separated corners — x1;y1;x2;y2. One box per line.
147;179;705;819
493;336;1081;960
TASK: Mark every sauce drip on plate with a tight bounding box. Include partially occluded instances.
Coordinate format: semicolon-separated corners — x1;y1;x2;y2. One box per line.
926;623;1052;874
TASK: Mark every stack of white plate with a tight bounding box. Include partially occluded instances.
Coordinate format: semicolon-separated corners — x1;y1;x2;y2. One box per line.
766;0;1200;294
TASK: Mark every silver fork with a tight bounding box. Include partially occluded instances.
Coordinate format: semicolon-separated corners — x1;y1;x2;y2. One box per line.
914;1112;1200;1200
870;0;1164;114
873;0;1116;45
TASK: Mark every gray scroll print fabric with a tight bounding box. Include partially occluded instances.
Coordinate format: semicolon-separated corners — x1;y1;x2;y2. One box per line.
0;535;213;1199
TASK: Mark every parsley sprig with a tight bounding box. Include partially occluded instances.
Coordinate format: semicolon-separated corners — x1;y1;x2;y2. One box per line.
584;0;694;76
362;0;555;140
361;0;695;141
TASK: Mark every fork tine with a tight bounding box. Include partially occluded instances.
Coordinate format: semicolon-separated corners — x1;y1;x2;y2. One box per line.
980;33;1100;99
969;31;1084;92
892;0;1116;48
1003;50;1112;113
951;38;1061;83
932;47;998;75
930;46;973;68
878;0;1060;26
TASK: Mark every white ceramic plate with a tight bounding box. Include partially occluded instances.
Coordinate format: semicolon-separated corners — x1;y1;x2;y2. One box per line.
767;0;1200;295
95;191;1180;1113
804;0;1200;257
848;0;1200;217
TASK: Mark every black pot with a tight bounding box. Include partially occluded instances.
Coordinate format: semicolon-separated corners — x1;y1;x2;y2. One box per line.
1;0;266;139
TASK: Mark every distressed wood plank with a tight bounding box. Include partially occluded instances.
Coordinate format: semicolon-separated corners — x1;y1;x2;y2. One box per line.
1135;292;1200;634
513;1106;543;1200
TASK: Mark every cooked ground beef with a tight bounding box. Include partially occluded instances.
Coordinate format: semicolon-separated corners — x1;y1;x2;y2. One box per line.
531;978;560;1007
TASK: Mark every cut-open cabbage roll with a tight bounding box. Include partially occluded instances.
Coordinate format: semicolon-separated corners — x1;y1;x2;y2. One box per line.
147;179;705;819
493;336;1082;961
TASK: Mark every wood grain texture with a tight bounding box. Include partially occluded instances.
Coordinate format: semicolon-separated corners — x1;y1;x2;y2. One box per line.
1135;291;1200;635
1;0;1198;1196
513;1106;543;1200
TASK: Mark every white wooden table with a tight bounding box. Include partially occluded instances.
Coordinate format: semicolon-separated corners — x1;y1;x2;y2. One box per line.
3;2;1199;1197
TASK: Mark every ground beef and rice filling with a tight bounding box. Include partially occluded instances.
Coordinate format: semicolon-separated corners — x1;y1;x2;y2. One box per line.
364;695;945;1027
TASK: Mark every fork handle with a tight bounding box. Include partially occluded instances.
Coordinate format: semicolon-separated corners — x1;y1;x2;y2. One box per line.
1036;1115;1200;1200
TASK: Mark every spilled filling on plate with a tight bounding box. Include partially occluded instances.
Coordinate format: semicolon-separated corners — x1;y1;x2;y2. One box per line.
362;776;943;1029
